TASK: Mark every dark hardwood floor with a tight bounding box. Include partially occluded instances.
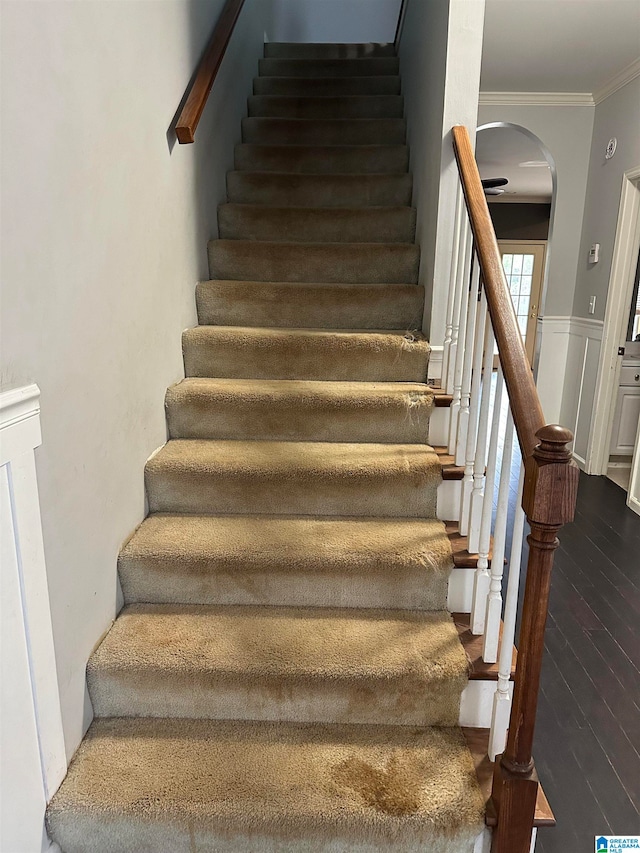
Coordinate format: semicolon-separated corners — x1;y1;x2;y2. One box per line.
529;472;640;851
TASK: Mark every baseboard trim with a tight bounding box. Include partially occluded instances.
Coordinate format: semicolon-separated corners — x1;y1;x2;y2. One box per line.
427;344;443;381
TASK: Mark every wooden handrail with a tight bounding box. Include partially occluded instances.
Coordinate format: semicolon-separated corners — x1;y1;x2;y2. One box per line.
451;125;545;459
451;125;580;852
394;0;408;51
175;0;246;144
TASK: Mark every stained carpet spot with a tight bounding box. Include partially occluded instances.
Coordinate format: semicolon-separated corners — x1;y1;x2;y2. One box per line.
333;754;422;817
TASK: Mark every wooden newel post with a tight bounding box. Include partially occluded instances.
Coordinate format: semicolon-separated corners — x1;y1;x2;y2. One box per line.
491;425;579;853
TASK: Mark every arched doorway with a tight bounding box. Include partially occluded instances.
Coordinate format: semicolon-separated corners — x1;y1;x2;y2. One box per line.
475;122;556;373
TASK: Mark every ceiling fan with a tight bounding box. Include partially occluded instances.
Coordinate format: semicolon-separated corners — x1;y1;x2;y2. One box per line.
482;177;509;196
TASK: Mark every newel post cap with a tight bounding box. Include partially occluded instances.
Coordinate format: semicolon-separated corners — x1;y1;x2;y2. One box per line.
523;424;578;526
534;424;573;461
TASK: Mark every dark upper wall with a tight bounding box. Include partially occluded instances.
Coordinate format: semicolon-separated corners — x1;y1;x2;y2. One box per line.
488;202;551;240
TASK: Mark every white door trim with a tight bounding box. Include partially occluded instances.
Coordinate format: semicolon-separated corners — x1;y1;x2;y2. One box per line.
587;165;640;474
628;414;640;516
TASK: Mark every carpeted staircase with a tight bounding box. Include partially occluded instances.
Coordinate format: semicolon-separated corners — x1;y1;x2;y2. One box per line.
47;41;485;852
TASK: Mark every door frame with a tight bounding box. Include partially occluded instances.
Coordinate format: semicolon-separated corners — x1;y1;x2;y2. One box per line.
587;165;640;475
497;239;547;365
628;415;640;516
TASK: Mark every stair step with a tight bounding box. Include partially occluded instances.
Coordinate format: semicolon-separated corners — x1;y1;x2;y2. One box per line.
241;117;406;145
254;74;402;96
207;240;420;283
119;514;450;609
235;144;409;174
258;57;400;77
264;42;397;59
195;280;424;328
218;204;416;243
166;378;433;442
248;95;404;119
182;327;430;382
87;605;467;725
226;171;412;206
47;717;485;853
145;439;441;517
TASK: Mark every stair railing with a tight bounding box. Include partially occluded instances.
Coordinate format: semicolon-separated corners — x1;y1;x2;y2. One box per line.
448;125;579;853
175;0;246;143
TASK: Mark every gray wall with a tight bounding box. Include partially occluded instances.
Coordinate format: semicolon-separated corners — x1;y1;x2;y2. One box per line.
477;105;595;319
398;0;450;338
1;0;270;759
572;76;640;321
399;0;485;349
268;0;401;43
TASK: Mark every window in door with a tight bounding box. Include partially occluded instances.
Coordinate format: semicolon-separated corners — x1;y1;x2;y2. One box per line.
497;241;546;364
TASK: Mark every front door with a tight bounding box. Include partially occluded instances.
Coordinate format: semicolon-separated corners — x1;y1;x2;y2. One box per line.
498;241;546;365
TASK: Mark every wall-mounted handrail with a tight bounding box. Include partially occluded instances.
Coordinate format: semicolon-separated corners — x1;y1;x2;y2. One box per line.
394;0;408;51
451;125;545;460
447;125;579;852
175;0;246;144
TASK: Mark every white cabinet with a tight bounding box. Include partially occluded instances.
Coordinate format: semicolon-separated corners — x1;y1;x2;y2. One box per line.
610;362;640;455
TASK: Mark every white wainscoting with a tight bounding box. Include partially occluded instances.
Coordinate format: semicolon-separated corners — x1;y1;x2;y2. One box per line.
536;316;572;425
0;385;66;853
560;318;604;467
538;316;604;466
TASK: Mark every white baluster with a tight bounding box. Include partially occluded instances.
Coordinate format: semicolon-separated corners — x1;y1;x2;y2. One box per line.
446;218;471;395
489;463;525;761
459;291;487;535
448;229;473;447
471;368;503;635
468;320;496;553
455;257;480;466
483;408;515;663
442;187;463;389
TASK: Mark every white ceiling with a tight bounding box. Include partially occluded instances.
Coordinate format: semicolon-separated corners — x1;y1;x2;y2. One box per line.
476;126;554;199
481;0;640;94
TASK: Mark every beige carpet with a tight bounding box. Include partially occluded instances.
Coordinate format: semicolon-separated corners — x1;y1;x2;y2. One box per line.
47;40;485;852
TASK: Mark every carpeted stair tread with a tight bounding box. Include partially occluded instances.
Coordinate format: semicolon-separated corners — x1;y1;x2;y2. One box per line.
165;378;433;442
145;439;441;517
258;57;400;78
264;42;397;59
241;117;406;146
119;513;451;609
248;95;405;119
218;204;416;243
254;75;402;97
196;280;424;328
235;144;409;173
182;326;429;382
208;240;420;283
87;604;468;725
47;717;485;853
226;172;412;206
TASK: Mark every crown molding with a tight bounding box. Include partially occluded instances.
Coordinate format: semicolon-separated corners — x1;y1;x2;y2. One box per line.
479;58;640;109
593;57;640;105
479;91;594;107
